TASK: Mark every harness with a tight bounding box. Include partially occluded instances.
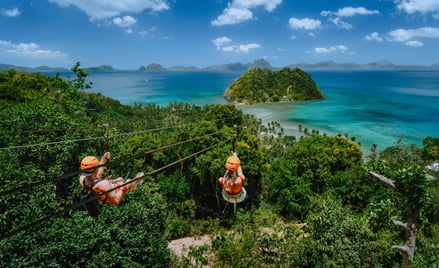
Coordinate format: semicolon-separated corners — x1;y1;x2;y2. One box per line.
80;177;105;217
222;170;246;204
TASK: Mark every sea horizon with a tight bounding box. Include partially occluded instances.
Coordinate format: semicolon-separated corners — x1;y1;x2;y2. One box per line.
85;70;439;154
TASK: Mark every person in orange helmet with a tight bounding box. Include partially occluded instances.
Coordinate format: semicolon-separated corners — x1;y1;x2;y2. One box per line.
218;152;246;203
79;152;143;207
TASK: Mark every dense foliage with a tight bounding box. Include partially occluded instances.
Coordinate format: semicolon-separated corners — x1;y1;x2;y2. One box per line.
224;67;324;104
0;64;438;267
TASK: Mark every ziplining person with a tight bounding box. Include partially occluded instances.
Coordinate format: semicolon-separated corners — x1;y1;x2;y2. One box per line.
79;152;144;207
218;152;246;204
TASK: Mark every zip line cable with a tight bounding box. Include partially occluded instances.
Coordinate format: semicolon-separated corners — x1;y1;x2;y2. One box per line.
0;115;241;151
140;131;219;155
0;131;222;197
0;138;230;241
0;136;104;151
0;163;108;197
0;126;92;136
108;116;241;139
0;107;201;136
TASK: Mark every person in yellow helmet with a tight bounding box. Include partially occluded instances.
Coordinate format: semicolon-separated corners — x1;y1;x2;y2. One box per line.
79;152;143;206
218;152;246;203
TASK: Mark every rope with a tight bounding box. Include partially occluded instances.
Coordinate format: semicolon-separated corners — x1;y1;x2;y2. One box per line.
0;139;229;241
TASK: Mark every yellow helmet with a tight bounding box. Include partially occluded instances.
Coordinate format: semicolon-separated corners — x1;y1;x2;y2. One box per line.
80;156;99;171
225;155;240;171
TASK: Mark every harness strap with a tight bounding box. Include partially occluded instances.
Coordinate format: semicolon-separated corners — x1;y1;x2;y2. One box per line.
83;178;107;203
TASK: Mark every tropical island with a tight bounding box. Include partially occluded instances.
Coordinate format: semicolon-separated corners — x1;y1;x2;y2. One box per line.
0;63;438;267
224;67;324;104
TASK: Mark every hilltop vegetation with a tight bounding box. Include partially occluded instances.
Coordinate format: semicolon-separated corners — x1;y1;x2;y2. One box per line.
224;68;324;104
139;63;167;72
0;63;438;267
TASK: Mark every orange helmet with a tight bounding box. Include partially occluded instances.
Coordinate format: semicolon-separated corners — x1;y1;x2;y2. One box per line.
225;155;240;171
80;156;99;172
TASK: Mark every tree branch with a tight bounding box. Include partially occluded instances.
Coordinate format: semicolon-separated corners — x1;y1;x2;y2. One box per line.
369;171;396;189
393;220;413;231
392;245;411;255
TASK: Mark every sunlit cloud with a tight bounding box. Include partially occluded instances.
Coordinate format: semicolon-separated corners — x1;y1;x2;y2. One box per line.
0;40;68;59
48;0;169;20
329;17;352;30
212;36;260;52
365;32;383;42
405;40;424;47
396;0;439;16
321;6;379;29
138;26;157;38
213;37;232;50
314;45;348;53
2;7;20;17
288;17;321;30
113;16;137;33
387;27;439;42
328;7;379;17
212;0;282;26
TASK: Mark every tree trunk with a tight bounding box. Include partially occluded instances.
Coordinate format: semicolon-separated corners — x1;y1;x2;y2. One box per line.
392;220;416;268
369;171;417;267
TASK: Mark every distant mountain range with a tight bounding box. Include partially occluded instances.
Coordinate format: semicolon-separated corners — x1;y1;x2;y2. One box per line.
2;59;439;73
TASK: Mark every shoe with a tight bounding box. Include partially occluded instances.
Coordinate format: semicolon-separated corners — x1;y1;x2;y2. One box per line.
134;172;144;187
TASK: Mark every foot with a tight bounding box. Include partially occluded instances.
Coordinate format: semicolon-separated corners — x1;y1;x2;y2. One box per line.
132;172;144;189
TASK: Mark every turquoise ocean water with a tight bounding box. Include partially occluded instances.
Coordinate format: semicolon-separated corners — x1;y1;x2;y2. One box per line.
86;70;439;152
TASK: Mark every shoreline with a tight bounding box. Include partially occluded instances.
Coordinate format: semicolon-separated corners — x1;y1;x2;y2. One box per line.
237;102;381;158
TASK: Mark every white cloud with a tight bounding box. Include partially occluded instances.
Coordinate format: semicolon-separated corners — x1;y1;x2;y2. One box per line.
220;44;260;52
0;40;68;59
234;0;281;11
238;43;260;52
308;33;316;38
365;32;383;42
314;45;348;53
211;0;282;26
212;36;260;52
213;37;233;50
212;7;253;26
113;16;137;33
2;7;20;17
139;26;157;38
288;17;321;30
405;40;424;46
387;27;439;42
329;17;352;30
333;7;379;17
321;6;379;29
48;0;169;20
396;0;439;15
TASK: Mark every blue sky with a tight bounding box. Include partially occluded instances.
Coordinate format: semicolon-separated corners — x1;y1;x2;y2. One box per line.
1;0;439;69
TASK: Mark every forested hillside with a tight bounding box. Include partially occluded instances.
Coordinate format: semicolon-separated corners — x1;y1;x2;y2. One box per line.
224;68;324;104
0;63;438;267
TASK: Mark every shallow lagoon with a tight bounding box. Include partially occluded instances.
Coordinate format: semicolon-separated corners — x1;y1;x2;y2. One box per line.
87;70;439;152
